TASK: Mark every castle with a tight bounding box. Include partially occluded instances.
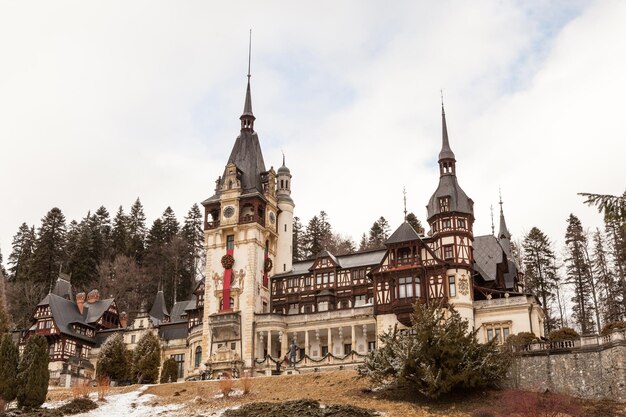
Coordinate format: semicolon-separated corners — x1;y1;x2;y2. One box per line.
26;70;544;384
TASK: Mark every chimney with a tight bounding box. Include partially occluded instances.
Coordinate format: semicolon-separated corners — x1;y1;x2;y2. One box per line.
76;292;86;315
119;312;128;328
87;289;100;303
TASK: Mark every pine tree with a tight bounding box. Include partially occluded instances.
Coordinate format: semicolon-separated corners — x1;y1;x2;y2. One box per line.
131;332;161;384
161;207;180;243
181;204;205;283
522;227;559;333
358;233;369;252
67;215;98;290
92;206;112;263
592;229;622;322
127;198;147;262
292;217;304;261
96;333;129;382
0;248;7;279
302;212;333;258
0;334;19;409
606;216;626;315
405;212;425;234
111;206;129;258
16;335;49;409
8;223;36;282
146;219;166;249
0;265;11;334
367;216;391;249
564;214;596;334
31;208;67;291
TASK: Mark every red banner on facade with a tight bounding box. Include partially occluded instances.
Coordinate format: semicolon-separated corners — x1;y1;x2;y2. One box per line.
222;248;233;311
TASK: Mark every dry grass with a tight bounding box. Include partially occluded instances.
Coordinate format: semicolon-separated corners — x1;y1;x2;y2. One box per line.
218;377;234;398
240;373;253;395
144;371;465;416
71;380;91;399
96;376;111;401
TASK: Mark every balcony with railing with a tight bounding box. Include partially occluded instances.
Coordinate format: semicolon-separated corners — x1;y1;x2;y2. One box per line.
206;220;220;230
239;214;265;226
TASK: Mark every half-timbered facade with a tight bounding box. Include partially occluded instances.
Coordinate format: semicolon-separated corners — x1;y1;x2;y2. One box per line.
23;275;123;385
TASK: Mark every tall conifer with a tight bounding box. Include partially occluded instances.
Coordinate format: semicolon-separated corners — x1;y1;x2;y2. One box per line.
0;334;19;409
8;223;36;282
31;208;67;291
127;198;147;262
16;335;49;409
522;227;559;333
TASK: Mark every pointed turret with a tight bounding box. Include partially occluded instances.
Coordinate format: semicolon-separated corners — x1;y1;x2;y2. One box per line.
427;102;473;220
439;104;456;163
240;77;255;130
498;195;512;256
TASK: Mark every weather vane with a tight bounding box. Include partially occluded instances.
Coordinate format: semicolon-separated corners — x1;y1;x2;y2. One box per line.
403;187;408;222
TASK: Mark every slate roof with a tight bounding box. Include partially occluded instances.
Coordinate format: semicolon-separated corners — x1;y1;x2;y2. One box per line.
52;277;72;300
316;249;339;266
169;300;190;323
84;299;114;325
439;106;455;161
159;322;188;341
45;293;96;343
503;260;518;290
426;175;473;219
272;249;386;279
473;235;503;282
385;222;420;245
149;291;169;325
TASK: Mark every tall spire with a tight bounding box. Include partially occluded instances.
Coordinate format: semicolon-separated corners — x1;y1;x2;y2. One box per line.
498;189;511;241
240;29;255;130
438;93;456;177
439;95;455;161
490;204;495;236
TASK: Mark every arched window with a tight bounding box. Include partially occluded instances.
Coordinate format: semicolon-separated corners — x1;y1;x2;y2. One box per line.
195;346;202;368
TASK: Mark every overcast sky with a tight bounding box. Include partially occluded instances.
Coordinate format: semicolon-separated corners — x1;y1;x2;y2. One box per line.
1;1;625;267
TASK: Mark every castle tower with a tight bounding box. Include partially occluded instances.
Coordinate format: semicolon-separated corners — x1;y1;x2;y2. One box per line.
426;103;475;327
275;156;295;274
200;62;280;369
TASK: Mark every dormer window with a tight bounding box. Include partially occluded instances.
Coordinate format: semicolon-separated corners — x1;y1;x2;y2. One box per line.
439;197;450;212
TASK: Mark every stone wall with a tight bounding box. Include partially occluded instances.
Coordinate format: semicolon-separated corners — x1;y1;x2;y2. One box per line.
508;330;626;402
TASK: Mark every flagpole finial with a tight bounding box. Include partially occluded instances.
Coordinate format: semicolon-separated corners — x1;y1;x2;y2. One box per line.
247;29;252;79
403;187;408;222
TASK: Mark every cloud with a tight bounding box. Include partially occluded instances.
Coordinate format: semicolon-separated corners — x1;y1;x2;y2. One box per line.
0;0;623;268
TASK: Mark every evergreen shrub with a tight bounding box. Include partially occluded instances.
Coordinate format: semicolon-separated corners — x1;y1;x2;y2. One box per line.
601;321;626;336
358;301;510;398
159;358;178;383
131;332;161;384
16;335;49;409
96;333;129;383
0;334;19;409
548;327;579;341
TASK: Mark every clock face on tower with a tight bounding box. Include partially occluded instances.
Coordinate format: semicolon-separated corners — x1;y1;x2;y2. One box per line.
269;211;276;225
223;206;235;219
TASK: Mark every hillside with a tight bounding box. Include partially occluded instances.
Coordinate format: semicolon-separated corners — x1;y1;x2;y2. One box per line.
42;370;625;417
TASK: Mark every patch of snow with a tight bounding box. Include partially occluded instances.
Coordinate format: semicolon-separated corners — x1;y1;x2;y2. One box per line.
213;388;243;399
68;386;183;417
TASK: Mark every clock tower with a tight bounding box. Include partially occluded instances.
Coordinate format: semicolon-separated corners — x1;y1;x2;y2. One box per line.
200;70;282;371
